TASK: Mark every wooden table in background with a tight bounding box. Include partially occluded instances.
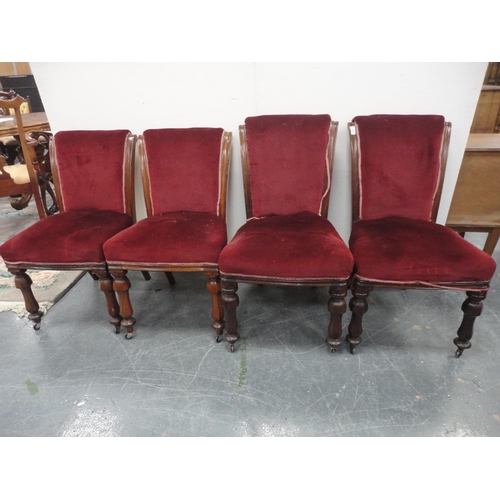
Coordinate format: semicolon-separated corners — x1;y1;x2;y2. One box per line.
0;112;50;136
447;134;500;255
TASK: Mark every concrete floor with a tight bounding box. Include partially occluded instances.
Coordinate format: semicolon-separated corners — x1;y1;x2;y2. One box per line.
0;234;499;437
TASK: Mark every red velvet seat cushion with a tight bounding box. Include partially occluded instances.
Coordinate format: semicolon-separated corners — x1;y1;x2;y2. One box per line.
219;211;354;280
0;210;133;267
349;216;497;284
103;212;227;267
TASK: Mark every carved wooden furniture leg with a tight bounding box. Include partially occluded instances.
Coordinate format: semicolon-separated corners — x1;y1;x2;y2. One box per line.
454;290;487;358
92;268;122;334
10;192;32;211
9;267;43;330
205;271;225;342
110;269;136;339
347;280;373;354
326;282;347;353
221;280;239;352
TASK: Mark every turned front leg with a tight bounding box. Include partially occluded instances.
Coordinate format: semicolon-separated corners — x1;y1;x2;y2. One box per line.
205;271;224;341
347;280;373;354
326;282;348;352
454;290;487;358
92;268;122;334
221;280;240;352
110;269;136;339
9;267;43;330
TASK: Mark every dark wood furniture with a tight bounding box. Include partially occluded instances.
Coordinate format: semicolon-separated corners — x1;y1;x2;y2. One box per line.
0;130;136;332
446;134;500;255
347;115;496;358
0;92;46;218
103;128;231;339
219;115;354;353
28;131;59;215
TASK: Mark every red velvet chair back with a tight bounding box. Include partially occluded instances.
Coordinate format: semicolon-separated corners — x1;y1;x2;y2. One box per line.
51;129;134;214
140;128;227;217
242;114;335;218
352;115;450;222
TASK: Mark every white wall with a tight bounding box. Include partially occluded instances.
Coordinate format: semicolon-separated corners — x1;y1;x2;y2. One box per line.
31;62;487;242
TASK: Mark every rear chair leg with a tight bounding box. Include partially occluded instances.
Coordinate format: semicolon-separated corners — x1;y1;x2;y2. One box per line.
221;280;239;352
326;282;347;353
93;268;123;334
165;272;176;285
454;290;487;358
9;267;43;330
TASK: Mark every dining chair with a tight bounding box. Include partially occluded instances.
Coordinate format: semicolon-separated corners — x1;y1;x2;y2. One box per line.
0;129;136;331
218;114;354;352
0;92;45;218
103;127;231;339
1;93;33;165
347;114;497;357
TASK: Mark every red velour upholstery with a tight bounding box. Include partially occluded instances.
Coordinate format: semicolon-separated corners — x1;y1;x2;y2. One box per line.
143;128;224;216
354;115;445;221
0;129;135;332
346;115;496;356
0;209;132;267
245;115;331;217
102;127;230;339
220;115;349;352
219;211;353;280
55;130;132;213
350;216;497;285
104;212;227;266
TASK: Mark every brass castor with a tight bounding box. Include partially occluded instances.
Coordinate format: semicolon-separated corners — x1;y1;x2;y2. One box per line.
33;323;40;331
330;347;337;353
350;344;357;355
125;332;133;340
230;344;235;353
455;348;463;359
215;335;222;343
115;326;121;334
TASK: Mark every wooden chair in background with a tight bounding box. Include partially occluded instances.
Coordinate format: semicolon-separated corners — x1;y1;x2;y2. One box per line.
0;92;45;218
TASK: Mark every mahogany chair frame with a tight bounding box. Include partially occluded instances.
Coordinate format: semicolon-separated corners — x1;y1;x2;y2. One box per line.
347;120;492;357
0;93;46;219
107;130;232;339
221;120;350;352
4;132;136;332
